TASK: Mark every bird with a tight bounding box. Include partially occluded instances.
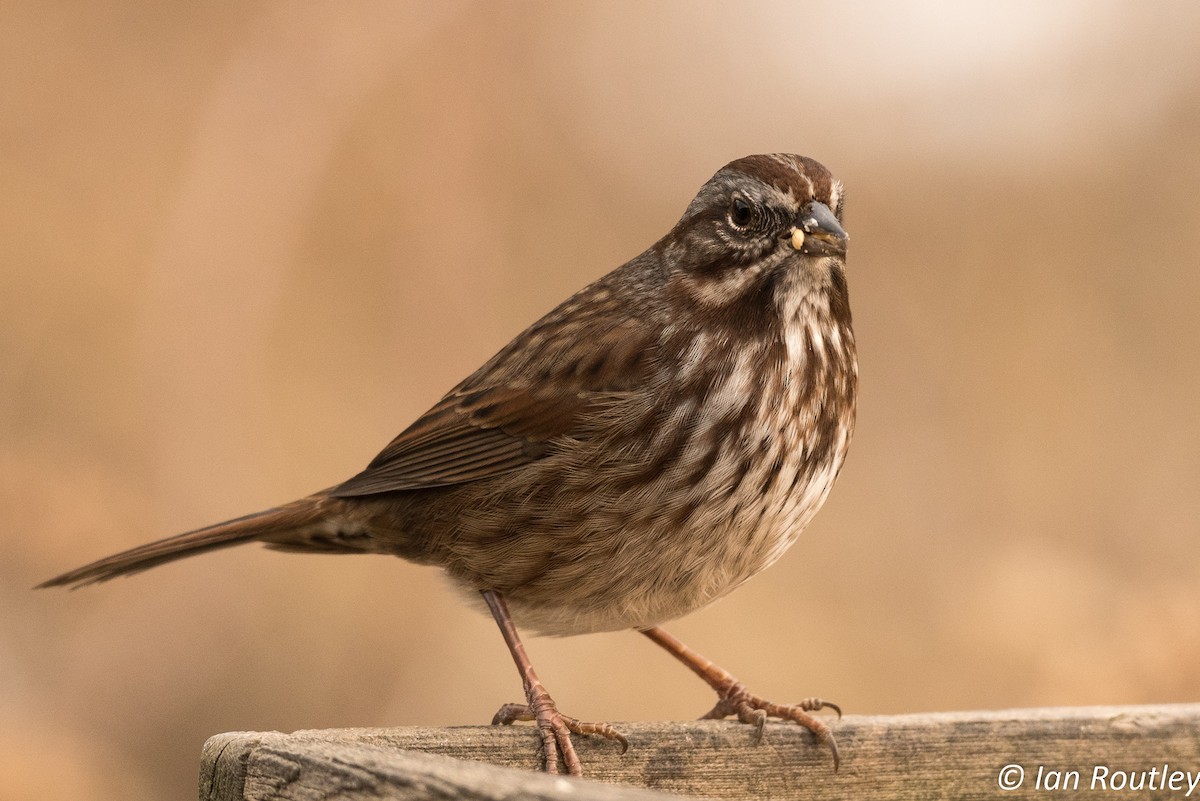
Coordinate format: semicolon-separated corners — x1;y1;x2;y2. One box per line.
39;153;857;776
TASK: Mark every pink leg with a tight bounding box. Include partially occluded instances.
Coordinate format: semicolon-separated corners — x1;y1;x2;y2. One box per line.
483;590;627;775
641;625;840;770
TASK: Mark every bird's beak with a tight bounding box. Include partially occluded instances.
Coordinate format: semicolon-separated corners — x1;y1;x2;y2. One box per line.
789;201;847;257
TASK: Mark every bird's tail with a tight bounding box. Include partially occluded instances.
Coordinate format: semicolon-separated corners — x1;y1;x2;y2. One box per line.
36;494;333;589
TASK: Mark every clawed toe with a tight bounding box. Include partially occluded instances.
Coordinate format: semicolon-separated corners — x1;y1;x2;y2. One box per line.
483;590;628;775
491;701;628;774
565;717;630;754
491;702;533;726
707;682;841;770
639;626;843;772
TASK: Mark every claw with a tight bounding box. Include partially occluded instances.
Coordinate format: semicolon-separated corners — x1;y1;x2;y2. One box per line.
483;590;628;775
490;701;628;773
491;702;531;726
822;729;842;772
794;696;841;719
718;686;840;770
569;717;630;755
694;680;839;767
640;626;842;771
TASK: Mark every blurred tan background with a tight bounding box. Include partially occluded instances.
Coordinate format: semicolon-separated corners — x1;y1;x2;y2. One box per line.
3;2;1199;799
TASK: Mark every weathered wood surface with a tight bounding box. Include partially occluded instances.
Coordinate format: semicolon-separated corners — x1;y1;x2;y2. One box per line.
202;704;1200;800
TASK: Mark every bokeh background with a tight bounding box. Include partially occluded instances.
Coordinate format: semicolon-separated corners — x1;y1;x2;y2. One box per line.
3;2;1199;799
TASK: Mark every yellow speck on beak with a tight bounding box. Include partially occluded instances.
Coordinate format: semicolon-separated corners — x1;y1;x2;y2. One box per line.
790;227;805;251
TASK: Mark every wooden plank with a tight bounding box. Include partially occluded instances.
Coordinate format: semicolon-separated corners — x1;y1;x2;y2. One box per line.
214;736;686;801
202;704;1200;800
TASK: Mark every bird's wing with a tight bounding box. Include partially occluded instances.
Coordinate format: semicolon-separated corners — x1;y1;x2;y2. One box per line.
330;317;654;496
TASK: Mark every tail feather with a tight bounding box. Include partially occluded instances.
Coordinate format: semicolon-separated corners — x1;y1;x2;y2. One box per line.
36;496;329;589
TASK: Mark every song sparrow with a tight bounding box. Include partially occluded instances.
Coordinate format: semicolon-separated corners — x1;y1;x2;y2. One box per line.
40;153;856;776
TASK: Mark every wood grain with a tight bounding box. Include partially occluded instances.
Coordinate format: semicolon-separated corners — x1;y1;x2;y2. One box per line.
202;704;1200;800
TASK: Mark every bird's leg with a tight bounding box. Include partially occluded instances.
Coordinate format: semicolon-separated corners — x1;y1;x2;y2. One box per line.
639;625;841;770
482;590;627;775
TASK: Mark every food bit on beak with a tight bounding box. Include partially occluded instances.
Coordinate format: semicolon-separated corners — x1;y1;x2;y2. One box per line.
790;227;806;251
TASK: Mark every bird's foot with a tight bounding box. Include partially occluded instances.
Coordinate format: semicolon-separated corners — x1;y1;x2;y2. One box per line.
640;626;841;771
492;692;628;776
482;589;626;775
701;681;841;770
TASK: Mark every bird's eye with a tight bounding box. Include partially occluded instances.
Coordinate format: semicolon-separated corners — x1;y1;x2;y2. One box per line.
728;197;755;229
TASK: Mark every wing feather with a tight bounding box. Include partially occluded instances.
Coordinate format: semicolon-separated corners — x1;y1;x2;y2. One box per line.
331;316;653;497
